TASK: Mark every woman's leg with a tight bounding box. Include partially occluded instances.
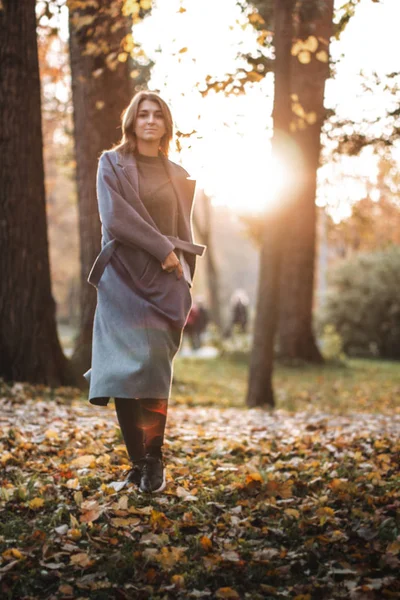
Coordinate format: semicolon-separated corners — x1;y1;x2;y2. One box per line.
139;398;168;456
138;398;168;492
114;397;168;492
114;398;145;463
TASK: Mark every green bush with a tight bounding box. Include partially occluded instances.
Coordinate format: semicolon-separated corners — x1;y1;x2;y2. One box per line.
318;247;400;359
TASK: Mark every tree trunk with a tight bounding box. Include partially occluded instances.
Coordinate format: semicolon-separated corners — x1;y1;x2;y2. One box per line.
68;2;138;379
278;0;334;362
193;190;223;331
0;0;72;385
246;0;294;408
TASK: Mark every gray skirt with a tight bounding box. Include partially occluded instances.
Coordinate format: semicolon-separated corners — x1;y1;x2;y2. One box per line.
84;244;193;406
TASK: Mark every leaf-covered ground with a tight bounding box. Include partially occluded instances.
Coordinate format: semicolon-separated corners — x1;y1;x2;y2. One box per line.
0;359;399;600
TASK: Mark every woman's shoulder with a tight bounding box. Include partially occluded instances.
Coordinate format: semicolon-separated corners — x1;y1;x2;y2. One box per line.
167;158;190;178
98;148;120;168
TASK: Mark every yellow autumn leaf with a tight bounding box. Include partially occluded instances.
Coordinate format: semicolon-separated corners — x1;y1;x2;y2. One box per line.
316;50;328;63
377;453;391;463
96;101;105;110
2;548;24;560
303;35;318;52
246;472;263;484
70;454;96;468
150;509;172;530
118;52;128;63
74;491;83;506
306;111;317;125
249;12;265;26
67;528;82;541
1;452;13;464
247;71;264;83
140;0;152;9
100;483;117;495
298;51;311;64
29;497;44;510
121;34;134;55
44;429;59;440
291;40;302;56
330;478;349;491
122;0;140;17
317;506;335;516
284;508;300;519
70;514;80;528
292;102;305;118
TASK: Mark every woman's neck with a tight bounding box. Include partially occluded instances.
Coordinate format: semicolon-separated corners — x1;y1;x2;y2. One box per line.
136;140;159;157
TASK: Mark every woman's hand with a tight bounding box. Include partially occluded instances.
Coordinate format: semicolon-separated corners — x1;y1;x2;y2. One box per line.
161;250;183;279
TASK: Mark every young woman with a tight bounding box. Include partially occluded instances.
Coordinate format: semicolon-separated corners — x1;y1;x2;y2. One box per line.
83;91;206;493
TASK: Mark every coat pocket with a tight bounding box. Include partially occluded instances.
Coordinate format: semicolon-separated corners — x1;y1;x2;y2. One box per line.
138;251;152;281
136;249;161;284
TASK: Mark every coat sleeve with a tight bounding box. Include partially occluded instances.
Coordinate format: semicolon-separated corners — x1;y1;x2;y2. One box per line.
96;154;175;263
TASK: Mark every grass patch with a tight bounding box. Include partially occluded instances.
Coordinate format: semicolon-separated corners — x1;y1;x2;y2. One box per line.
172;356;400;414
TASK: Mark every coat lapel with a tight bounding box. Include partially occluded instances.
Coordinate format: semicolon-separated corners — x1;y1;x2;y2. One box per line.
161;157;196;243
116;151;140;198
116;150;196;243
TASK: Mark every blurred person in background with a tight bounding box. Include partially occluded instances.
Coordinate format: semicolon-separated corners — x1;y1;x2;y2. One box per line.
185;295;209;350
227;288;249;336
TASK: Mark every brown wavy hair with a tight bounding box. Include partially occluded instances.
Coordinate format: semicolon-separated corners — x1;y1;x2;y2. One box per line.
112;91;173;157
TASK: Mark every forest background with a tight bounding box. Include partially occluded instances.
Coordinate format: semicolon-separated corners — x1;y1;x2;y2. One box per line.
38;0;400;362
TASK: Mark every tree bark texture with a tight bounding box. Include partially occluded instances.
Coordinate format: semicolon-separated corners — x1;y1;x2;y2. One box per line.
0;0;72;385
68;2;137;378
246;0;294;407
278;0;334;362
193;190;223;331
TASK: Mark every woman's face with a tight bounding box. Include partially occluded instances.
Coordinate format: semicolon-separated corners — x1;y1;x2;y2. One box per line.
134;99;166;145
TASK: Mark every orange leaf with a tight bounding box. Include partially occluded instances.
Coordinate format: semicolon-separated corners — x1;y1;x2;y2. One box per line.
79;509;102;523
215;587;240;599
70;552;93;568
2;548;24;561
200;536;213;552
171;574;185;588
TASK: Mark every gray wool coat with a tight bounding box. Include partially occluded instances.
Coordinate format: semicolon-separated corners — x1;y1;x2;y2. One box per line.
83;149;206;406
